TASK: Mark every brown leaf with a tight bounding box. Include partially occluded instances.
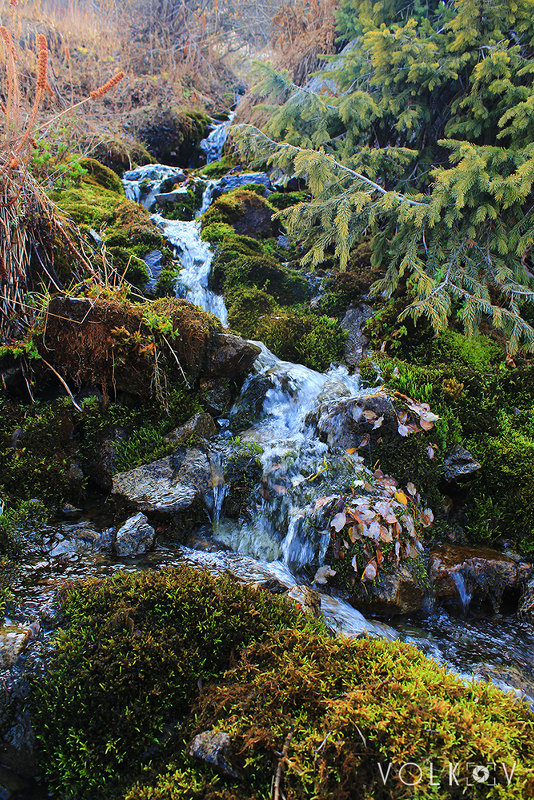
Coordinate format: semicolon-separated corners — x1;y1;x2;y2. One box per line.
363;409;377;422
346;447;358;455
407;481;417;496
331;512;347;532
420;507;434;528
419;418;434;431
376;549;384;565
395;490;409;505
361;560;377;582
379;525;393;543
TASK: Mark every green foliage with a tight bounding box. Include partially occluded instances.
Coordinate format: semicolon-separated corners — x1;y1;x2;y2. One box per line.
199;155;238;178
30;141;87;190
32;568;323;799
233;0;534;352
0;499;48;614
256;308;346;371
227;287;276;339
128;631;534;799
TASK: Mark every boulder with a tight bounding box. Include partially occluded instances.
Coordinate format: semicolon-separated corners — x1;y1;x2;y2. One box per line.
306;392;397;451
285;585;321;617
187;730;238;777
205;334;261;379
429;544;531;613
341;304;374;365
84;426;128;492
518;575;534;624
44;523;114;558
442;445;481;484
164;413;217;447
143;250;165;293
354;564;426;617
114;513;155;556
112;448;213;523
229;373;273;430
200;377;234;417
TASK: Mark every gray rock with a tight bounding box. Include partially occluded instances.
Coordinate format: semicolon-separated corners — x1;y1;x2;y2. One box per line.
155;187;190;204
443;445;481;484
206;334;261;379
45;523;113;557
355;564;426;616
341;304;374;365
112;448;212;519
200;377;234;417
187;730;238;777
114;513;155;556
164;413;217;447
85;426;127;492
306;392;397;450
0;626;32;670
519;575;534;624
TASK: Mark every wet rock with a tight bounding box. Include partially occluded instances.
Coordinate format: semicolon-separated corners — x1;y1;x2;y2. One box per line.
114;513;155;556
112;448;212;522
126;107;208;167
213;173;272;196
185;528;230;553
205;334;261;379
155;187;189;204
442;445;481;484
229;373;273;430
341;304;374;365
285;585;321;617
187;730;238;777
0;626;32;670
354;564;426;617
317;378;352;404
200;377;234;417
45;523;113;557
429;544;530;613
66;461;84;494
471;663;534;703
84;427;128;492
164;413;217;447
519;575;534;624
306;392;397;451
144;250;165;293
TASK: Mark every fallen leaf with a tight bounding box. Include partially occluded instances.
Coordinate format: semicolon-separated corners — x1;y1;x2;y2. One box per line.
420;507;434;527
395;490;409;505
363;409;377;422
398;422;409;437
351;554;359;573
349;525;360;543
346;447;358;455
314;565;337;584
361;560;377;581
420;418;434;431
272;484;287;495
392;365;400;378
427;445;435;460
358;434;370;448
373;415;384;429
407;482;417;496
376;549;384;564
379;525;393;543
331;512;347;532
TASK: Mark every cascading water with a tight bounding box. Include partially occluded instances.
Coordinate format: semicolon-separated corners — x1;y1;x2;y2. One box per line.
117;119;534;703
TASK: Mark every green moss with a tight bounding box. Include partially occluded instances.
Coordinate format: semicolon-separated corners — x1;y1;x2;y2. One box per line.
78;157;125;194
127;631;534;800
200;222;236;245
267;190;310;210
32;568;323;799
227;287;276;339
256;309;346;371
154;263;182;297
53;172;172;290
199;155;238;178
223;439;263;518
201;190;274;238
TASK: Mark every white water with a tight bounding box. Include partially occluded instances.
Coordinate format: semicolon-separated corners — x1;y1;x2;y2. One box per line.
114;123;534;700
199;115;234;163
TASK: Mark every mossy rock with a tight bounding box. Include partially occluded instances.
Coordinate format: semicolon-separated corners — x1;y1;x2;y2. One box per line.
127;107;210;167
78;157;125;194
200;155;238;178
256;309;347;372
53;175;171;289
88;136;155;175
38;293;222;400
202;190;276;239
126;631;534;799
32;568;323;799
227;287;276;340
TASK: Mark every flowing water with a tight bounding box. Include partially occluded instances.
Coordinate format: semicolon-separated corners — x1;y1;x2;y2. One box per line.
3;121;533;759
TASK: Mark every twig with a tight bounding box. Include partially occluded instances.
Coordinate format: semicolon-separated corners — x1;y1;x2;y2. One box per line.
40;356;82;412
272;724;295;800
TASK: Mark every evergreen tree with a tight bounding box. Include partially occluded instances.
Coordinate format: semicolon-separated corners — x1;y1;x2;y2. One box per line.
234;0;534;351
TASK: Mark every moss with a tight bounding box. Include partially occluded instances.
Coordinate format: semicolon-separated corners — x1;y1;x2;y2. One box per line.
53;170;172;290
227;287;276;339
128;107;210;166
32;568;323;799
78;157;125;194
0;397;80;506
199;155;238;178
255;309;346;372
154;263;182;297
200;222;236;246
127;631;534;800
201;190;275;239
223;439;263;518
267;190;310;210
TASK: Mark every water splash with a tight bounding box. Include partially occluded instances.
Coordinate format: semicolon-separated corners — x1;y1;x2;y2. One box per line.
199;115;233;164
452;570;473;615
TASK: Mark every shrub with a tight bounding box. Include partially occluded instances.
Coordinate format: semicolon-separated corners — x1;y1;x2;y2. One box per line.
127;631;534;799
32;568;323;799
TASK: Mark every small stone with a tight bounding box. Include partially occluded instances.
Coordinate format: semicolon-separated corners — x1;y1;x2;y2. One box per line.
443;445;481;484
164;413;217;447
0;625;32;669
187;730;238;777
114;513;155;556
